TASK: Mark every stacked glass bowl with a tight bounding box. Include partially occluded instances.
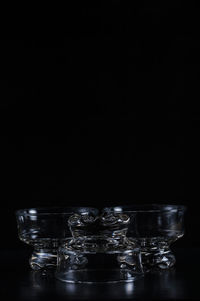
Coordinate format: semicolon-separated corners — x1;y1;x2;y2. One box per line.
16;204;186;283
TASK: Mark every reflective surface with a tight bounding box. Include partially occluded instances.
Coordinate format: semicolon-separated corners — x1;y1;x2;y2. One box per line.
0;248;199;300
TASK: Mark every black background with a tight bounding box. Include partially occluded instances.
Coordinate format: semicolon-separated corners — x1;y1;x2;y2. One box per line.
0;2;199;252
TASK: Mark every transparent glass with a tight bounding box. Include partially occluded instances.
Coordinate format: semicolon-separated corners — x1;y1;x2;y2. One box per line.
16;207;98;270
103;205;186;270
16;204;186;283
55;208;143;283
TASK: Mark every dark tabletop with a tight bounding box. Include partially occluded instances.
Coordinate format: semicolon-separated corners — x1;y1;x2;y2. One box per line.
0;248;199;300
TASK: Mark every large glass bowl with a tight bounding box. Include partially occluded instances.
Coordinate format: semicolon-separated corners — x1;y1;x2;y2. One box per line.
16;207;98;270
103;204;186;270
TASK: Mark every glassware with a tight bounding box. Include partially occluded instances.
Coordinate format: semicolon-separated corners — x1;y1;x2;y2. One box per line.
16;207;98;270
16;204;186;283
55;208;144;283
103;205;186;270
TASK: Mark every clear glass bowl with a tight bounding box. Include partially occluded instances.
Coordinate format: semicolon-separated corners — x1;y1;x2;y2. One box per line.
55;208;144;283
103;204;186;270
56;242;143;283
16;207;98;270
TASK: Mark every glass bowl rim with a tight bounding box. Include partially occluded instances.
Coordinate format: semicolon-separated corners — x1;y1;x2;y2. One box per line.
103;204;186;213
15;206;99;217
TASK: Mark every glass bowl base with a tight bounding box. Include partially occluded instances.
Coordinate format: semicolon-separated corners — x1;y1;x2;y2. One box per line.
55;268;143;283
30;249;57;270
56;247;144;283
141;247;176;270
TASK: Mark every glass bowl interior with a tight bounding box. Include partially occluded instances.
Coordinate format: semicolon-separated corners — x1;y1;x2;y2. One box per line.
16;207;98;247
103;204;186;240
16;206;99;216
103;204;186;213
16;205;186;246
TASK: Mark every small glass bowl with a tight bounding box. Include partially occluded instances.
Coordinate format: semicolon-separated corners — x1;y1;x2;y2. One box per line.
103;204;186;270
55;208;144;283
16;207;98;270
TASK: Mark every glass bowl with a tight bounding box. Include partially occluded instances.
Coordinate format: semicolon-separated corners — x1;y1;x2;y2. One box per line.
55;208;144;283
56;242;143;283
16;207;98;270
103;204;186;270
